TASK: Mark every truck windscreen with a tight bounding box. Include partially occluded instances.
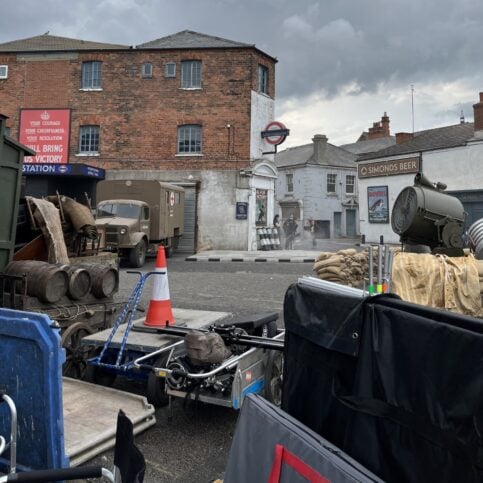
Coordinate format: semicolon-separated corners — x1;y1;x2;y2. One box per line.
98;203;140;219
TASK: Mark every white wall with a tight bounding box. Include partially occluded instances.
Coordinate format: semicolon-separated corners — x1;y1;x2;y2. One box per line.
358;138;483;244
250;91;275;160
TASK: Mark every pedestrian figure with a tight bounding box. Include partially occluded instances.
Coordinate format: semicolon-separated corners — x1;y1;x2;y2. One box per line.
273;214;282;249
283;214;298;249
309;218;316;248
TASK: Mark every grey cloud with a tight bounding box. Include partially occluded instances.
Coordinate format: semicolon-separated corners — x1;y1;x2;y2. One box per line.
1;0;483;102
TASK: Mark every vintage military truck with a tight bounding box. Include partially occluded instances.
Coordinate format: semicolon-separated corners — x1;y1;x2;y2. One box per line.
95;180;184;267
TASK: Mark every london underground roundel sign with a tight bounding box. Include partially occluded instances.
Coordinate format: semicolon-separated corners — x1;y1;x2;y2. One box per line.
262;121;289;145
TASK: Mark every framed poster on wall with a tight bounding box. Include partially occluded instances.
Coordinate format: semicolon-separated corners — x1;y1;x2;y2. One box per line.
368;186;389;223
256;189;267;226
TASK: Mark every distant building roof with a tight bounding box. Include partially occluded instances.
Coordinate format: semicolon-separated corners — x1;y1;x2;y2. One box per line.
275;142;357;169
359;123;475;161
341;136;396;156
137;30;277;61
0;34;129;52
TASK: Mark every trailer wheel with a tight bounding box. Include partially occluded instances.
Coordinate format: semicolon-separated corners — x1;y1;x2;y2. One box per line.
61;322;95;379
254;320;278;338
129;240;147;268
265;351;283;407
84;348;117;387
146;357;169;407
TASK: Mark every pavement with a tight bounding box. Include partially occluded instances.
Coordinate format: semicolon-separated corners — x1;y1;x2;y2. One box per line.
185;237;362;262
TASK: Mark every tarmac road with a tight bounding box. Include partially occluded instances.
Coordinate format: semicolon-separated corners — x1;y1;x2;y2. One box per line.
85;240;359;482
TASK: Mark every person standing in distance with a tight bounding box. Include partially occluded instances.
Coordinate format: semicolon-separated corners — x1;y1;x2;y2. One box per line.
283;214;297;249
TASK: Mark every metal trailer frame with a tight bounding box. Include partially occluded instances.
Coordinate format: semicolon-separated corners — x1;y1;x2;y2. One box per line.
85;270;284;409
132;329;284;410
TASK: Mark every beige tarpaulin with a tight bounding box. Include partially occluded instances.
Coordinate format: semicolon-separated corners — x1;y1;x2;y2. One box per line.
391;252;482;316
26;196;69;264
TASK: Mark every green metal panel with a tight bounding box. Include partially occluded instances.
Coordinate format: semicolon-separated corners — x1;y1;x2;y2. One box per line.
0;114;35;271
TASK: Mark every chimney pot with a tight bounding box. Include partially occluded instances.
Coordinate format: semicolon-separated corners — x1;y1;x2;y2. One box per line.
312;134;328;162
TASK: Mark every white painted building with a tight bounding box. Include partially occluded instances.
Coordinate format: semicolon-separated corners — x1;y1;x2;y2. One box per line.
358;93;483;244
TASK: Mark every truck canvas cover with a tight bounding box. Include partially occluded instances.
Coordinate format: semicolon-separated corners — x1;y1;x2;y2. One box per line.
282;284;483;483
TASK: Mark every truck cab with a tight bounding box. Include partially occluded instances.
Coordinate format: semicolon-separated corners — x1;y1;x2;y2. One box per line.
96;199;150;267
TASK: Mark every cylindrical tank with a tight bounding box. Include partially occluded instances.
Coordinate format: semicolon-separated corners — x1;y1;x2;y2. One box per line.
391;184;465;248
4;260;68;303
468;218;483;259
57;264;92;300
79;263;119;298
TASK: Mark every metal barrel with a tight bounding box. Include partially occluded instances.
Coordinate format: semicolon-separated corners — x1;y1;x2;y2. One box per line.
468;218;483;259
4;260;68;303
78;263;119;298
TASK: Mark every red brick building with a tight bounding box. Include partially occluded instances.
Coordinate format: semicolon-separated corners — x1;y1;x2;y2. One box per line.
0;31;279;251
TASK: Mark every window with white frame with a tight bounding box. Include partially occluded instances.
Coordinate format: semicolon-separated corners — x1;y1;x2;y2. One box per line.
258;65;268;94
177;124;202;154
181;60;201;88
165;62;176;78
286;173;293;193
327;173;337;193
346;175;356;194
79;125;100;154
0;65;8;79
81;61;102;89
142;63;153;78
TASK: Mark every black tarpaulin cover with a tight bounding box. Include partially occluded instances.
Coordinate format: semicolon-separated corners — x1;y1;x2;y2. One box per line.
282;283;483;483
224;394;383;483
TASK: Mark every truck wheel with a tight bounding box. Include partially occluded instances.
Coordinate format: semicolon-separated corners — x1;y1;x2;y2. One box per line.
146;357;169;407
129;240;147;268
165;244;173;258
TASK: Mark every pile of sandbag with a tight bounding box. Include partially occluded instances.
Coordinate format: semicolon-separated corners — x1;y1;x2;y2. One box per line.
313;248;368;287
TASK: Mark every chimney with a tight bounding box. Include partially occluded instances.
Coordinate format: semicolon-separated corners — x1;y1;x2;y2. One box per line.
381;112;390;136
395;132;414;144
473;92;483;133
312;134;328;162
367;114;390;140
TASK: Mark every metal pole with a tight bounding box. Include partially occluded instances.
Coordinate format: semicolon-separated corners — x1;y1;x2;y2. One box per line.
377;243;383;294
368;246;374;295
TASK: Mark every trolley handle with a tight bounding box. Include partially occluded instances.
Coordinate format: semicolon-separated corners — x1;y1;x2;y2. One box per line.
0;465;114;482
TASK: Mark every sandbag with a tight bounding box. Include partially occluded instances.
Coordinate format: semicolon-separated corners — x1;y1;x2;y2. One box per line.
184;331;232;366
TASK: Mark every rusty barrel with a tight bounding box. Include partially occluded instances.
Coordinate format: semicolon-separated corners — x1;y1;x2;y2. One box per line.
4;260;68;303
57;264;92;300
79;263;119;298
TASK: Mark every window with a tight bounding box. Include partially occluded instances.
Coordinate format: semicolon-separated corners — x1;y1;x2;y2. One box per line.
181;60;201;88
346;175;356;194
327;173;337;193
81;61;102;89
79;125;100;154
165;62;176;78
142;63;152;78
4;127;11;136
286;173;293;193
177;125;202;154
258;65;268;94
0;65;7;79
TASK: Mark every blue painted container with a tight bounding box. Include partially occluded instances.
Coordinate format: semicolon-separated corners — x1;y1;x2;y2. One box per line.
0;308;68;471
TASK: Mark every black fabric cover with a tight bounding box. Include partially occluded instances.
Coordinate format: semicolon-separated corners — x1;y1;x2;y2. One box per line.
113;410;146;483
282;283;483;483
224;393;383;483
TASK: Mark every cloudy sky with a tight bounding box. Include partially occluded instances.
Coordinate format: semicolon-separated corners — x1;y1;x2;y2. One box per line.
1;0;482;147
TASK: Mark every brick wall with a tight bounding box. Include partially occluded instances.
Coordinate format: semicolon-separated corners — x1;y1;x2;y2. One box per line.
0;48;276;171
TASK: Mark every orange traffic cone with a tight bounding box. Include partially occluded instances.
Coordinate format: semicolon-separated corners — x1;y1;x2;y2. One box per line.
144;246;175;326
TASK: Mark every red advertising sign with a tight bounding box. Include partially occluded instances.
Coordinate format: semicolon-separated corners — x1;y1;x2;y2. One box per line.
19;109;70;164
